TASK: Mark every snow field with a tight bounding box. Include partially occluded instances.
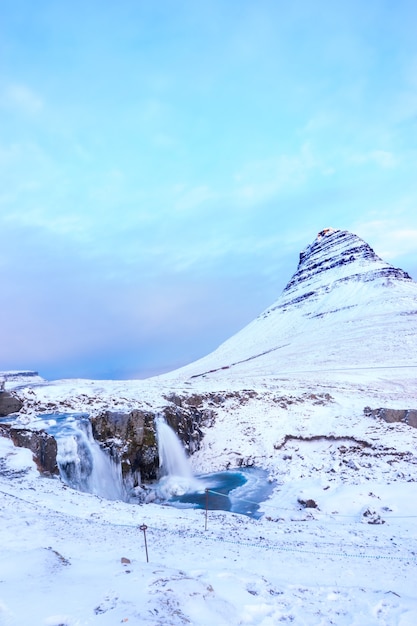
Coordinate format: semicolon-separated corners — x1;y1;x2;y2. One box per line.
1;438;416;626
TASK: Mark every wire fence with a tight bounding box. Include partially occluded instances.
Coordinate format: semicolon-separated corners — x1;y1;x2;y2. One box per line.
205;487;417;519
1;486;417;564
147;523;415;562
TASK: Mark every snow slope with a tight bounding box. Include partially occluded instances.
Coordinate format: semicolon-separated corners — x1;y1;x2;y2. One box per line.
1;435;417;626
162;228;417;380
1;228;417;624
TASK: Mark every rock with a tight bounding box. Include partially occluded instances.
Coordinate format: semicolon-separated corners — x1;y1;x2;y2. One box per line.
362;508;385;524
91;397;212;485
91;409;158;482
364;407;417;429
0;391;23;416
298;498;318;509
345;459;360;470
405;410;417;428
0;423;58;475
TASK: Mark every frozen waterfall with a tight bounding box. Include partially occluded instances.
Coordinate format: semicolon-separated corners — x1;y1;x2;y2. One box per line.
56;418;126;501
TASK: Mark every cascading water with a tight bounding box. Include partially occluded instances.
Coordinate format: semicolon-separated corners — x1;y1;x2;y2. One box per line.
7;411;275;516
153;415;276;518
155;415;202;498
55;418;126;501
25;413;127;501
156;415;194;480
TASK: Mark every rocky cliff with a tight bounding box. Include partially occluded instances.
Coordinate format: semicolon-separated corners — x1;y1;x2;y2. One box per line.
91;393;214;483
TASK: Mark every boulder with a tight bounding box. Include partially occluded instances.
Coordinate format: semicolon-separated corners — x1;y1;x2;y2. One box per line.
0;423;58;475
0;391;23;416
364;407;417;429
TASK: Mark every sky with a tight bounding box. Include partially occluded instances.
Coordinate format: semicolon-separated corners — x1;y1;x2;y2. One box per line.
1;0;416;381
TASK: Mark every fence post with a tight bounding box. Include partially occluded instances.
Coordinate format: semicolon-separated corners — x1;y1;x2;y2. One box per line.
205;489;209;531
139;524;149;562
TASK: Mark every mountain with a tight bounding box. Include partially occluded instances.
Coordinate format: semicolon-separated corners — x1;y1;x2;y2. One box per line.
165;227;417;381
8;226;417;416
5;226;417;481
2;228;417;625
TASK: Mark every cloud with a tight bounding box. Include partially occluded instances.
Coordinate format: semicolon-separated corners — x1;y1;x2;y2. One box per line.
0;83;43;115
350;150;397;169
303;112;338;134
173;184;214;213
352;218;417;263
231;143;320;207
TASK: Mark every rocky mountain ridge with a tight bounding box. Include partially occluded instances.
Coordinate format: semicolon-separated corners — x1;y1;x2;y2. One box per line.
275;227;412;309
165;227;417;380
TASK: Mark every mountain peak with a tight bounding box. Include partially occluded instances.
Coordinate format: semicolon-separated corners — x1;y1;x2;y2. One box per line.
171;228;417;380
280;228;412;306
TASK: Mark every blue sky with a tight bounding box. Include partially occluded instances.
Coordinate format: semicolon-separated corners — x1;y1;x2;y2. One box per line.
1;0;416;380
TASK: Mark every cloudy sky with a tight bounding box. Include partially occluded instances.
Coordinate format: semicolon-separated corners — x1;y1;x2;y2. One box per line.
1;0;416;380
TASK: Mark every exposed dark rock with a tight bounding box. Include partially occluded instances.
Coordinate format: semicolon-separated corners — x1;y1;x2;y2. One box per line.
288;229;411;294
0;391;23;416
0;370;40;381
362;508;385;524
91;409;158;482
273;433;371;450
265;229;413;316
298;498;318;509
91;396;214;484
364;407;417;428
408;411;417;428
0;423;58;475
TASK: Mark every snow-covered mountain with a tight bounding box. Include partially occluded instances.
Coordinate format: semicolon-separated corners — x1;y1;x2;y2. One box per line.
5;226;417;419
165;227;417;381
2;228;417;625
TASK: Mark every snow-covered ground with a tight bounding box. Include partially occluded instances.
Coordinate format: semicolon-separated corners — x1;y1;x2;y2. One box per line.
1;432;417;626
1;364;417;626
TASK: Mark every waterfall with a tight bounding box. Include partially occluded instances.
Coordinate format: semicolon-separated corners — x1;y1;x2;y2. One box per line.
56;419;126;501
155;415;201;497
155;415;194;479
153;416;275;517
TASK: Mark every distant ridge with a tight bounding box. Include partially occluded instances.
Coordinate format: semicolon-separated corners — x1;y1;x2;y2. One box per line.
0;370;41;381
166;228;417;379
0;371;44;388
